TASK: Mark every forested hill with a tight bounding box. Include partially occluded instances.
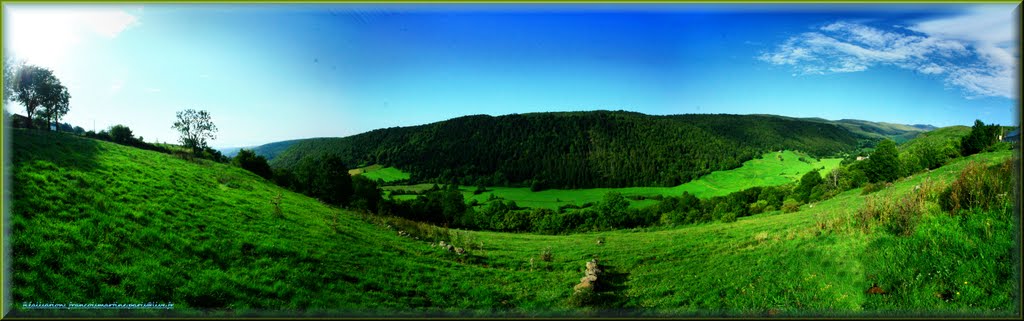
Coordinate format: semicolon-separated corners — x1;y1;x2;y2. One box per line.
268;111;862;189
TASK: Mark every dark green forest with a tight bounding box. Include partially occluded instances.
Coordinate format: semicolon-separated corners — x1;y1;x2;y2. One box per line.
269;111;864;189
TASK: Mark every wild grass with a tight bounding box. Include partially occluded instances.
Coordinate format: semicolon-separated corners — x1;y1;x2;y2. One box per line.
9;129;1018;317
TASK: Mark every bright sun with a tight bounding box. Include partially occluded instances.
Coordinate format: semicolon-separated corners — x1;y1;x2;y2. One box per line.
4;7;139;68
5;8;82;68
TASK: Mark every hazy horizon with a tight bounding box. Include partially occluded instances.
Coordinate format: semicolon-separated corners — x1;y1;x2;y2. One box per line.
3;3;1019;148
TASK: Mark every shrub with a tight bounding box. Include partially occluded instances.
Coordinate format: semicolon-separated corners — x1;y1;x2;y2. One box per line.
350;175;383;213
748;200;769;215
781;198;801;213
109;124;134;144
720;211;738;223
858;177;946;236
294;154;354;207
270;192;284;218
232;149;273;180
861;182;885;195
540;247;553;262
940;159;1013;214
473;185;487;195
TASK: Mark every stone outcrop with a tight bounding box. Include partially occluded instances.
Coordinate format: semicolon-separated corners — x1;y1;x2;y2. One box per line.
573;258;602;293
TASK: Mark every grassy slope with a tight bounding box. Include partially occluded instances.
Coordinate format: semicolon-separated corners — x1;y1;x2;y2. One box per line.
10;129;1016;316
897;126;970;152
458;148;1016;315
10;130;549;315
349;164;411;183
450;150;841;209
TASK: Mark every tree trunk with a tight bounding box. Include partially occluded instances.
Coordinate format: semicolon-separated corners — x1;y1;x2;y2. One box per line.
25;103;35;129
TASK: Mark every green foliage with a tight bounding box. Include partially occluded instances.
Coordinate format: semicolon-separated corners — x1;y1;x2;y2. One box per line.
351;164;411;183
350;175;383;213
860;182;886;195
863;206;1016;312
939;159;1013;214
294;154;354;207
109;125;134;144
473;185;487;195
748;200;769;215
959;120;1000;157
12;64;68;130
458;150;840;210
781;198;800;213
865;139;901;183
794;170;823;202
270;112;860;189
10;129;1016;316
232;149;273;180
172;109;218;155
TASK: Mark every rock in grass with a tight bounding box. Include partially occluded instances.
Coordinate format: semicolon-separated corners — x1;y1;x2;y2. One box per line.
574;279;594;292
454;247;465;255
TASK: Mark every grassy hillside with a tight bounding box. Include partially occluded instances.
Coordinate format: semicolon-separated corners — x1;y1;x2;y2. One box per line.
268;111;859;189
897;126;970;153
349;164;411;183
10;129;1017;317
407;150;839;210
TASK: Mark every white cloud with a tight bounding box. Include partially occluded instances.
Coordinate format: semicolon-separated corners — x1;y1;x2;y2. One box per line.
110;80;124;93
758;5;1018;99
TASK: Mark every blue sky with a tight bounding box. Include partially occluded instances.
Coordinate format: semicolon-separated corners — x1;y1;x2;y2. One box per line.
2;3;1019;148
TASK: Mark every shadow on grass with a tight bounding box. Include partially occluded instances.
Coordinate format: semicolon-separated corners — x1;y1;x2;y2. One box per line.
10;128;103;172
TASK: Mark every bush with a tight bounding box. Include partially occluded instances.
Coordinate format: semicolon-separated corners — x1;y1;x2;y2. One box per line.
232;149;273;180
781;198;801;213
861;182;886;195
540;247;553;262
350;175;383;213
940;159;1013;214
109;124;134;144
473;185;487;195
748;200;769;215
720;211;738;223
294;154;354;207
858;177;946;236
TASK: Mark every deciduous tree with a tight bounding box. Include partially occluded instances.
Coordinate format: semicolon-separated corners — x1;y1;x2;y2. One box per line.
12;65;64;129
172;109;218;155
866;139;901;183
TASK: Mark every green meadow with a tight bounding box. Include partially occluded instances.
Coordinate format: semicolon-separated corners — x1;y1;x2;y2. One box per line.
11;129;1016;317
349;164;411;183
385;150;841;209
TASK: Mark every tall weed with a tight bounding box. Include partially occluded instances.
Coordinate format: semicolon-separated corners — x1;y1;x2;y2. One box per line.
940;159;1014;214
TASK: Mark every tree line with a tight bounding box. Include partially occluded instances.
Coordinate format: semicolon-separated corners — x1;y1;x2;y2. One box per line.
269;111;862;189
327;119;1009;234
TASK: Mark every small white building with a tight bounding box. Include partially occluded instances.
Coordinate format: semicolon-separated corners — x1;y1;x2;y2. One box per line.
856;156;869;161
